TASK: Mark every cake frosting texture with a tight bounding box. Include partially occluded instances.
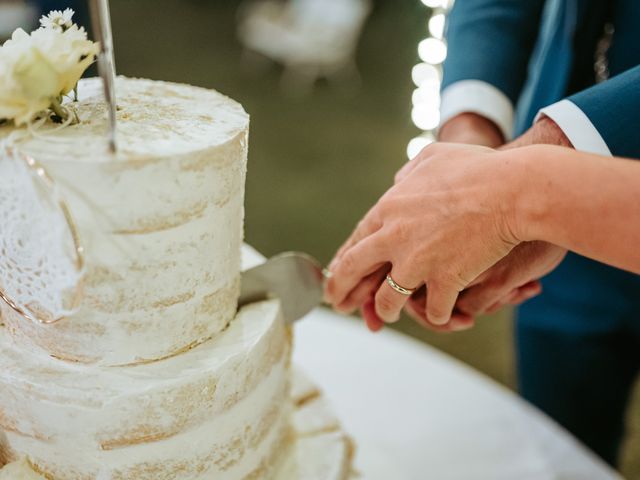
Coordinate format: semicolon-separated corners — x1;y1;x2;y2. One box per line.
0;77;249;366
0;300;292;479
0;78;353;479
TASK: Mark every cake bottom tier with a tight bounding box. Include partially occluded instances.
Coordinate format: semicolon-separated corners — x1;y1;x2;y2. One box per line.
0;300;294;479
0;370;355;480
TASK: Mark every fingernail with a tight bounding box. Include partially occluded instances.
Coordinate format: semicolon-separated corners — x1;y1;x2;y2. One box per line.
335;302;355;315
322;287;333;304
375;309;399;324
430;315;449;326
450;319;472;331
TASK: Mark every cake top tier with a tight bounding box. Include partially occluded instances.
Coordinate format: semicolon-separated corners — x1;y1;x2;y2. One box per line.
0;77;249;161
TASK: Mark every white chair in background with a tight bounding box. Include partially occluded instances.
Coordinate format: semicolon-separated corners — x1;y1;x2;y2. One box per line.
237;0;372;91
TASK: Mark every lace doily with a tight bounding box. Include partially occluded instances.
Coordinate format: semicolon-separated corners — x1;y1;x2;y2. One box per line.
0;145;84;324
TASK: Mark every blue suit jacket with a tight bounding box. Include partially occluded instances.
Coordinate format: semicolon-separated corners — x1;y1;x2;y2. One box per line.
442;0;640;159
442;0;640;333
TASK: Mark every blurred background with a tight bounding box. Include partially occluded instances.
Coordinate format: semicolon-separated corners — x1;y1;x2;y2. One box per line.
1;0;638;476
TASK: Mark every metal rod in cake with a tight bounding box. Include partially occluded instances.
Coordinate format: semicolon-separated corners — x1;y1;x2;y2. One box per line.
89;0;118;153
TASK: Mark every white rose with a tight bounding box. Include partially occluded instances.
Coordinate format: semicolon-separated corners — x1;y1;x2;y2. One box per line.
0;23;99;125
30;25;99;93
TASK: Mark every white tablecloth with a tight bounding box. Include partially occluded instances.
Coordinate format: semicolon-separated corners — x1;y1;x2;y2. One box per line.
242;246;622;480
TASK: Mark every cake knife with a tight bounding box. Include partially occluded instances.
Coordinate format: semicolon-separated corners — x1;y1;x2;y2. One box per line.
89;0;118;153
239;252;329;324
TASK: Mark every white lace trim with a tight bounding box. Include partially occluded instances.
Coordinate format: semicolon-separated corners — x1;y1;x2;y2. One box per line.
0;141;82;323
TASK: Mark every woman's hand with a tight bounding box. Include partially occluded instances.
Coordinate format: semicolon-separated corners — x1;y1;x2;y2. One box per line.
324;143;528;329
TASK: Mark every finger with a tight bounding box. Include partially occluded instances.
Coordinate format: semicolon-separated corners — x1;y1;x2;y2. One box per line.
485;281;542;315
484;282;542;314
405;286;427;318
406;300;475;332
374;268;421;323
336;267;388;314
456;281;510;316
485;300;506;315
325;232;387;306
503;281;542;307
426;281;459;326
405;285;472;331
329;211;383;271
361;296;385;332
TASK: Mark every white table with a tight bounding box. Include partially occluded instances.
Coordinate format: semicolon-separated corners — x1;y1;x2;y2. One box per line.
243;246;622;480
293;311;622;480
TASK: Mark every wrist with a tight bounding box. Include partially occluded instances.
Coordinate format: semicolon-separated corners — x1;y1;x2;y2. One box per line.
508;145;559;243
438;113;504;148
502;116;573;150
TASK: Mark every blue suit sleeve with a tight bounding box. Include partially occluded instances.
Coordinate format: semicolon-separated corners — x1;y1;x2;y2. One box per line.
567;65;640;159
442;0;546;104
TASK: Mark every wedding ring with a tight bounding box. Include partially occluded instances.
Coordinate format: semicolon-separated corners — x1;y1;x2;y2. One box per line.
386;275;416;296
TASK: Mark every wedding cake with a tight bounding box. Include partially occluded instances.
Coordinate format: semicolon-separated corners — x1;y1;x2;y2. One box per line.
0;77;353;479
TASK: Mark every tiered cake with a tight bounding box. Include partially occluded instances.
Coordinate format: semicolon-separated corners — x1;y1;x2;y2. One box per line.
0;78;352;479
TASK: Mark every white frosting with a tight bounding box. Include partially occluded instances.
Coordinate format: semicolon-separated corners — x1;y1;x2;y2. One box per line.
0;300;292;479
0;77;250;365
0;458;45;479
1;365;354;480
277;432;353;480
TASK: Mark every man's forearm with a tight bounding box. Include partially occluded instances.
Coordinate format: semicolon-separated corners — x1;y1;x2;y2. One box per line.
515;146;640;273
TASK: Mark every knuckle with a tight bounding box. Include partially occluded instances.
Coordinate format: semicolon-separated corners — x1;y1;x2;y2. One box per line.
388;221;413;245
363;209;384;232
339;251;356;273
434;270;468;292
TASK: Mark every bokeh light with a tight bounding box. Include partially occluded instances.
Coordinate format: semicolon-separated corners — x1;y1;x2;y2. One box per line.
428;13;446;39
408;2;453;158
418;38;447;65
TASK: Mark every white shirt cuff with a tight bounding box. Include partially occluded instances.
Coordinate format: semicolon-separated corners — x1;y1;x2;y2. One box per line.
536;99;612;156
440;80;515;140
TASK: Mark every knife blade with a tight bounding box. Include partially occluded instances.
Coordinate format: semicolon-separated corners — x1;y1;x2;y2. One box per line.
239;252;329;324
89;0;118;153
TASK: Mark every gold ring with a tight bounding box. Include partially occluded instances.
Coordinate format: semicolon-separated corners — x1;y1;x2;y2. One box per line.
386;275;416;296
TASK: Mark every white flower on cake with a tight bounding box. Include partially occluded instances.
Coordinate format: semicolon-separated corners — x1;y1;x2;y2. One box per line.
0;9;99;125
39;8;75;32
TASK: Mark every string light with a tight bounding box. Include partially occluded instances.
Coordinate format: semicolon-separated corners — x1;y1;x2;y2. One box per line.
428;13;446;39
407;1;454;159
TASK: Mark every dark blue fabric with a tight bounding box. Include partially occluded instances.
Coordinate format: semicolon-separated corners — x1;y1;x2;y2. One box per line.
442;0;547;105
514;0;577;135
569;65;640;159
517;271;640;464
